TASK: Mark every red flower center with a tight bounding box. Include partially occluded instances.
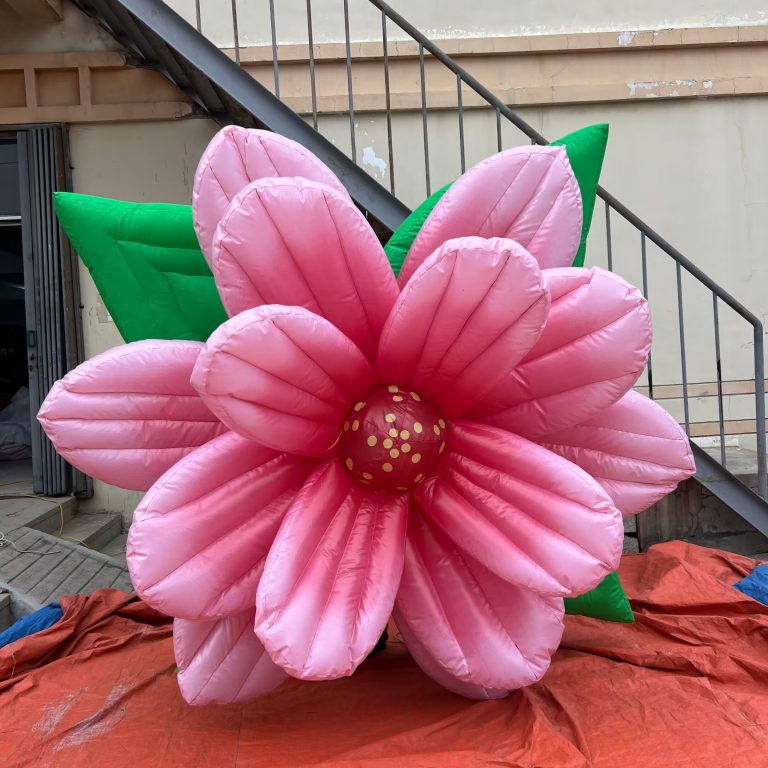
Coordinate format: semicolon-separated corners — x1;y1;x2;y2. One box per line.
338;385;446;492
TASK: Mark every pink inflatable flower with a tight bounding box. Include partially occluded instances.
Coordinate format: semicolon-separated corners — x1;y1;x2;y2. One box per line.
39;127;695;705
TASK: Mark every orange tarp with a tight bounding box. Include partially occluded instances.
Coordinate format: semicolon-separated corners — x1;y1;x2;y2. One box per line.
1;541;767;767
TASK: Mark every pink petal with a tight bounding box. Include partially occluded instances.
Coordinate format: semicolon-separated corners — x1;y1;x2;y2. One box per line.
396;612;508;700
127;431;314;619
376;237;549;419
174;609;288;705
211;177;398;358
472;267;651;438
191;305;376;457
398;145;582;286
193;126;347;263
37;340;225;491
394;510;564;691
539;390;695;516
414;422;624;596
255;460;407;680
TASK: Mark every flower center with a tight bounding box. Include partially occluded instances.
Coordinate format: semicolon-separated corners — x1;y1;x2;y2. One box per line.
339;385;446;492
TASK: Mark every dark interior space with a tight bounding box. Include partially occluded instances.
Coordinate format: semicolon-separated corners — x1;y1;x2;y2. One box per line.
0;138;31;462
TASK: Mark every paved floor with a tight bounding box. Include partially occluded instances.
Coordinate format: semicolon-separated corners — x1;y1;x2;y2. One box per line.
0;460;132;623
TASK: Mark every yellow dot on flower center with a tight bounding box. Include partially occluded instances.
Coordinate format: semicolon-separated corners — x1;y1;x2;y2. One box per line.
393;395;404;402
438;418;446;428
385;413;396;423
388;385;399;393
367;435;377;447
433;424;441;435
388;428;398;438
411;453;422;464
352;420;360;431
383;438;393;449
415;473;424;483
389;448;400;458
363;472;373;480
439;441;446;453
413;422;423;434
345;458;354;470
354;401;365;412
343;421;350;431
382;462;393;473
401;443;411;453
399;429;410;440
410;392;421;401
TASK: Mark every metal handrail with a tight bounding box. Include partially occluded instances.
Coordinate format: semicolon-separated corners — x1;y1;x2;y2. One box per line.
365;0;767;498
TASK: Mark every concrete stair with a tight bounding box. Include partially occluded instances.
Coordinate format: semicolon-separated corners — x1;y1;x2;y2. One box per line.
0;471;134;631
54;511;122;552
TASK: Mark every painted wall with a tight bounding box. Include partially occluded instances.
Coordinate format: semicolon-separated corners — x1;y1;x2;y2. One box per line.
0;1;119;53
67;117;218;519
166;0;768;46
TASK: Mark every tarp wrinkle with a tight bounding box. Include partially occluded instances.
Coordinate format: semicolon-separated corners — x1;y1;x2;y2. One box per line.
1;541;767;767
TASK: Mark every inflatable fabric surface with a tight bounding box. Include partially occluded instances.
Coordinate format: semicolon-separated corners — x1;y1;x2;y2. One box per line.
53;192;227;343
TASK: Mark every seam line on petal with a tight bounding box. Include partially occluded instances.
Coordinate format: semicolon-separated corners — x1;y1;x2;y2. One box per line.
320;192;378;356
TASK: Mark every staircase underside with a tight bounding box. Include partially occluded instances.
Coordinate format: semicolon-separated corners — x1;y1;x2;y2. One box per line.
692;445;768;538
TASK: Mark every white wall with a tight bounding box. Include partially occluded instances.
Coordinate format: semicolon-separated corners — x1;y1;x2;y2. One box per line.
165;0;768;46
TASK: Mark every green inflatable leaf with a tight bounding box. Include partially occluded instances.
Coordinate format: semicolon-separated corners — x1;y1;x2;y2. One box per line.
551;123;608;268
564;571;634;623
54;192;226;343
384;183;451;277
383;123;609;274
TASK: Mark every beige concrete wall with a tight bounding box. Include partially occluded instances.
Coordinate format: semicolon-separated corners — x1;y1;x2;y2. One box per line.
0;0;118;53
166;0;768;46
67;117;218;519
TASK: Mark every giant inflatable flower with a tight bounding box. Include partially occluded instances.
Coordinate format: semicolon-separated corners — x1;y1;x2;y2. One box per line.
39;127;694;705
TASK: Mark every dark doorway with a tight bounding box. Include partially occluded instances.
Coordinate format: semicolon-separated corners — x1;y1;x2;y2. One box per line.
0;139;33;487
0;126;88;497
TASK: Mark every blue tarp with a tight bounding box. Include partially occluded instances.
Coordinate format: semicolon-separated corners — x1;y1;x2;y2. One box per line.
734;564;768;606
0;603;63;649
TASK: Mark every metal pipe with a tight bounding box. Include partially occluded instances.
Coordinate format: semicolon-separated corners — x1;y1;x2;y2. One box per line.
419;43;430;196
343;0;356;162
268;0;279;97
640;232;653;400
754;322;767;498
230;0;239;65
381;10;395;193
305;0;318;129
676;263;691;435
712;294;726;466
456;74;465;173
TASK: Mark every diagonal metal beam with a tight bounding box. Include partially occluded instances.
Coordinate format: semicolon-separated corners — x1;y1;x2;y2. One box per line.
76;0;410;233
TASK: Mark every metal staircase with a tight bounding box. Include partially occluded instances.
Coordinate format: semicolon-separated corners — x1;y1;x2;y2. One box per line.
69;0;768;538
